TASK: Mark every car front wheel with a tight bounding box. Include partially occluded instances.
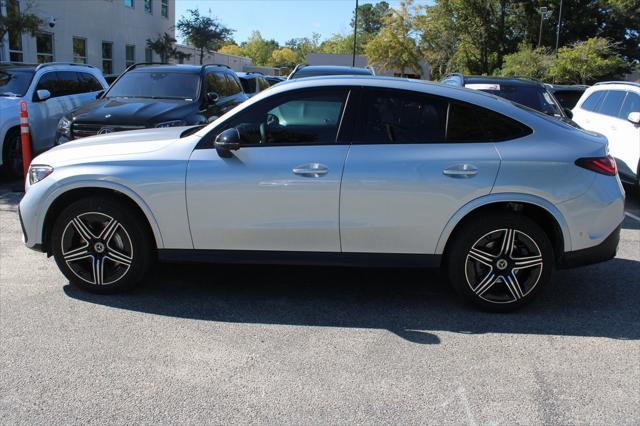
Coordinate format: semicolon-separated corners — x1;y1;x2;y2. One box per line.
51;197;153;293
447;212;554;312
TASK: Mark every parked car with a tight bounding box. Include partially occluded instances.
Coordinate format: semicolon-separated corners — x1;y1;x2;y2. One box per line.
236;72;270;97
20;76;624;311
572;81;640;187
545;83;589;110
55;63;248;144
103;74;120;86
288;65;374;80
265;76;285;86
442;74;572;121
1;62;108;177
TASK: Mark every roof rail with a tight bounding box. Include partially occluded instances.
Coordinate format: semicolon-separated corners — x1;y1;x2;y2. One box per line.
35;62;98;71
594;81;640;88
122;62;172;73
202;63;232;70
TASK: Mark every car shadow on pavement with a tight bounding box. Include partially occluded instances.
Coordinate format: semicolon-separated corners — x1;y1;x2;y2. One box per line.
63;255;640;344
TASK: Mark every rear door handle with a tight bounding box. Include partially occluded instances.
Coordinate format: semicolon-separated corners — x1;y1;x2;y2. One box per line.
292;163;328;177
443;164;478;178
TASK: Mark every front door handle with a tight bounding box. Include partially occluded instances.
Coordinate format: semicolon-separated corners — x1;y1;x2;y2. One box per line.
443;164;478;178
292;163;328;177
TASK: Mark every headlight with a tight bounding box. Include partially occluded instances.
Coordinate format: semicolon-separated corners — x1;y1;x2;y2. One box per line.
57;116;71;137
28;165;54;185
155;120;188;128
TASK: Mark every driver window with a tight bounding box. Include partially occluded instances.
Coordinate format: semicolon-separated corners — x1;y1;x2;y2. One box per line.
224;89;348;146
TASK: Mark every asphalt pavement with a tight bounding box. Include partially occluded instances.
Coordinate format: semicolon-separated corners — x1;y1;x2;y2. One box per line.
1;178;639;424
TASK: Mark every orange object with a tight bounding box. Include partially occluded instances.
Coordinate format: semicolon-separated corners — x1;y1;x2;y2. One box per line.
19;100;33;177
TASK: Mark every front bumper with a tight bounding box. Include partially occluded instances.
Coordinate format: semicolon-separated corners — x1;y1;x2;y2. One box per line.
558;224;621;269
18;206;44;252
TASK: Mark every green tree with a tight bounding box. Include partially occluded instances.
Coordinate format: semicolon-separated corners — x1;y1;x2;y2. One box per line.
146;32;176;63
549;37;629;84
500;44;554;80
0;0;41;60
269;47;297;71
350;1;390;54
218;43;245;57
414;0;458;79
177;9;234;64
318;33;354;55
241;31;279;66
365;1;423;76
284;33;321;63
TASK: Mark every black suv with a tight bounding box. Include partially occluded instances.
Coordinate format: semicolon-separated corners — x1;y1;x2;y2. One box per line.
441;74;572;120
56;63;248;143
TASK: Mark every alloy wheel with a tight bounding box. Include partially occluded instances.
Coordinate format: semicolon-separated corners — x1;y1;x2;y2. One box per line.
464;228;543;304
60;212;133;285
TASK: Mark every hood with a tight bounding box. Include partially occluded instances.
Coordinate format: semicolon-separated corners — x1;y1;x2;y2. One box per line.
69;97;198;126
33;126;191;167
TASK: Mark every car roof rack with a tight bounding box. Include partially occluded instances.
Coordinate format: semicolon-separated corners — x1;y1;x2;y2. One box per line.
202;63;232;70
35;62;98;71
594;81;640;88
287;64;309;79
123;62;172;72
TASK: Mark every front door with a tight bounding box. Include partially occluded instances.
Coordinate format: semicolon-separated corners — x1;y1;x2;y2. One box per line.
186;87;352;252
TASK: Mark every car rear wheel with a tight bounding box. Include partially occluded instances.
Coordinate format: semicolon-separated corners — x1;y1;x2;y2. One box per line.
2;129;23;179
51;197;153;293
447;212;553;312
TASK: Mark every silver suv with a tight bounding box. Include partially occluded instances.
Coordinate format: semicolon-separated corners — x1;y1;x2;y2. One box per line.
0;62;108;177
18;76;625;311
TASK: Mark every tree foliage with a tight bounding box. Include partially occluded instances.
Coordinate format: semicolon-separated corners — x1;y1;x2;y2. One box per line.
146;33;176;63
218;43;245;57
500;44;555;80
177;9;234;64
549;37;629;84
0;0;41;52
241;31;279;66
269;47;297;69
284;34;321;63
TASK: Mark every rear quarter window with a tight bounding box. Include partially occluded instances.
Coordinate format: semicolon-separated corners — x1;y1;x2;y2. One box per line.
580;90;606;112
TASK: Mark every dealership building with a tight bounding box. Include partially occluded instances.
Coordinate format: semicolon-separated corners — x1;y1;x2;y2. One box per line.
0;0;175;74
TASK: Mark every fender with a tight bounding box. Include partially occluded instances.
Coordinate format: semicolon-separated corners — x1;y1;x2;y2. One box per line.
38;179;165;249
434;192;572;254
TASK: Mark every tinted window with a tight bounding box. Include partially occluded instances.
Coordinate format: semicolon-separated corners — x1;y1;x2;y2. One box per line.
258;77;270;91
448;102;531;142
35;72;62;97
240;77;256;94
206;71;228;96
222;89;348;145
225;74;242;95
618;92;640;119
580;91;605;112
552;91;584;109
106;71;200;100
467;83;562;116
598;90;626;117
0;68;34;96
55;71;83;96
76;72;103;92
361;91;447;143
359;90;530;144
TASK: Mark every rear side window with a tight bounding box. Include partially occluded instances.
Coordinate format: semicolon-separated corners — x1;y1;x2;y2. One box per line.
358;89;530;144
76;72;103;92
35;72;63;97
240;77;257;94
206;71;228;97
598;90;626;117
258;77;270;91
619;92;640;119
580;91;605;111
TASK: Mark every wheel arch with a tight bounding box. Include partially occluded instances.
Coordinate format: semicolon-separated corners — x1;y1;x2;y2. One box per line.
437;194;571;266
1;125;20;167
40;182;164;255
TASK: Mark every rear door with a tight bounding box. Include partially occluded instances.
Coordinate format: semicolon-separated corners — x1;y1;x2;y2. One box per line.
340;89;519;254
29;71;66;151
612;91;640;179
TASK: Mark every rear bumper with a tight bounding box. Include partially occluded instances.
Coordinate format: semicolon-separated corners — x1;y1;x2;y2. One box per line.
558;224;620;269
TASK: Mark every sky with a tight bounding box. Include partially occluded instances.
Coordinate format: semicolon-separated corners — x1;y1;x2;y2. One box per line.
174;0;428;45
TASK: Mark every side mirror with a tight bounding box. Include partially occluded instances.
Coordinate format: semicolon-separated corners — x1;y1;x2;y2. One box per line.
207;91;219;104
563;107;573;119
628;112;640;125
96;90;104;100
35;89;51;102
214;128;241;158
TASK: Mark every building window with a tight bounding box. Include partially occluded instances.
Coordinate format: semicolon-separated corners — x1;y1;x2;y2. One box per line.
102;42;113;74
144;0;152;14
161;0;168;18
145;48;153;63
73;38;87;64
36;32;54;64
7;0;23;62
123;0;134;8
126;45;135;68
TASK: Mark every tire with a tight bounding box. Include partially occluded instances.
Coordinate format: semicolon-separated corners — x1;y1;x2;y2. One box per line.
2;129;23;179
446;212;554;312
51;196;153;294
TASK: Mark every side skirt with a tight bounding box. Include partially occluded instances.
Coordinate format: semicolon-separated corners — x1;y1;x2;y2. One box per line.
158;249;442;268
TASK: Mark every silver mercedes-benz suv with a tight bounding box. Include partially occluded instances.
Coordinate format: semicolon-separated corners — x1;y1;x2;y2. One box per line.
18;76;625;311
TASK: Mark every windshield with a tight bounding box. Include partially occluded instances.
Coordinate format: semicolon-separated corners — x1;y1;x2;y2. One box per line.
0;68;35;97
466;83;564;117
106;71;200;100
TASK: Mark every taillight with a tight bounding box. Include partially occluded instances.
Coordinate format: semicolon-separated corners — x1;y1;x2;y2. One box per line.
575;156;617;176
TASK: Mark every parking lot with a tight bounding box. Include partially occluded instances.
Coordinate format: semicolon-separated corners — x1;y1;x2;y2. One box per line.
1;178;639;424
